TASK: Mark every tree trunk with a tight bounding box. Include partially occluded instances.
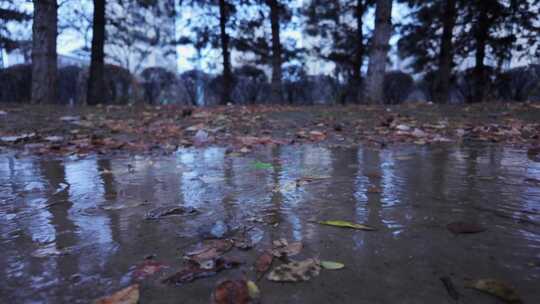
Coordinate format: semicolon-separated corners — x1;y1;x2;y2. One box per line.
219;0;232;105
473;7;488;103
268;0;283;103
435;0;456;104
31;0;57;104
353;0;364;82
87;0;106;105
364;0;393;104
352;0;364;103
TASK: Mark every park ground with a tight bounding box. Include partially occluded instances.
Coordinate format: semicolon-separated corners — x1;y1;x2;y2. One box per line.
1;102;540;156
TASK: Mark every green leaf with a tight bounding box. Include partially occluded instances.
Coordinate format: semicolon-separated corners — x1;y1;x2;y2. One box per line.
320;260;345;270
318;220;376;231
253;161;272;170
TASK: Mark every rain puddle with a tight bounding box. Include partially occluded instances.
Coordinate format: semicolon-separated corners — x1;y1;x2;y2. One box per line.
1;144;539;303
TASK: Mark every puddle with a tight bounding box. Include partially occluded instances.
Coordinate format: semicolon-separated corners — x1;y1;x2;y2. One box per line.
0;144;539;303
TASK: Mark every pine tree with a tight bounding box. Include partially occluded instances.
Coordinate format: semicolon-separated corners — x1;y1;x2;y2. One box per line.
399;0;540;103
178;0;239;105
0;1;32;51
233;0;299;103
304;0;374;103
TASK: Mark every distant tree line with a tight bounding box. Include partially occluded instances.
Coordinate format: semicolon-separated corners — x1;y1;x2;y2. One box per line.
0;0;539;105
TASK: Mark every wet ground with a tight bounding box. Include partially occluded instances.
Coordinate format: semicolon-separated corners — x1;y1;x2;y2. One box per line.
1;144;539;303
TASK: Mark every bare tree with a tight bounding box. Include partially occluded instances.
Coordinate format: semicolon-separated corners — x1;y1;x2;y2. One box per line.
31;0;58;104
364;0;393;104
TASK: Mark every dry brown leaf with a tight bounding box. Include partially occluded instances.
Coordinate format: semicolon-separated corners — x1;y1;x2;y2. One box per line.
267;258;321;282
255;251;273;279
212;279;258;304
271;239;303;257
94;284;139;304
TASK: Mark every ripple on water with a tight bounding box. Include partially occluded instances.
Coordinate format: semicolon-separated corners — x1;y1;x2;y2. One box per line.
0;144;539;303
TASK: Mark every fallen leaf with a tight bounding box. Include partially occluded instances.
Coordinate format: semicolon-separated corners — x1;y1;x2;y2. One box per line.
144;206;198;220
246;280;260;300
320;261;345;270
132;260;167;281
466;279;522;303
447;221;485;234
185;239;234;263
309;131;326;141
271;239;303;257
254;252;273;279
212;279;254;304
267;258;321;282
163;257;241;285
318;220;376;231
94;284;139;304
253;161;272;170
395;124;411;131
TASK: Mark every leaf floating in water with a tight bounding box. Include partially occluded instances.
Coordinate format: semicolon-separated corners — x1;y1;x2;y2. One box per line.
246;280;260;300
94;284;139;304
318;220;376;231
163;257;241;285
267;258;321;282
320;260;345;270
132;260;167;281
466;279;522;303
271;239;303;257
144;205;198;220
255;251;273;279
252;161;273;170
212;279;258;304
184;239;234;263
447;221;485;234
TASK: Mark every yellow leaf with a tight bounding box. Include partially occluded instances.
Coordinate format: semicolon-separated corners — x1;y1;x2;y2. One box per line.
94;284;139;304
466;279;522;304
246;280;260;299
318;220;376;231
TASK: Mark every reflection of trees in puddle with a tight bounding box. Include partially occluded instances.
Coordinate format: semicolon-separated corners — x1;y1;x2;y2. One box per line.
278;145;333;242
65;159;115;273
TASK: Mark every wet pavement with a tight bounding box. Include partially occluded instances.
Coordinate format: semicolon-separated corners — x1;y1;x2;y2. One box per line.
1;144;539;303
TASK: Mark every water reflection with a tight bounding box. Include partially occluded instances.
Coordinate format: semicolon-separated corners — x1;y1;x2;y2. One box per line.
0;144;539;302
